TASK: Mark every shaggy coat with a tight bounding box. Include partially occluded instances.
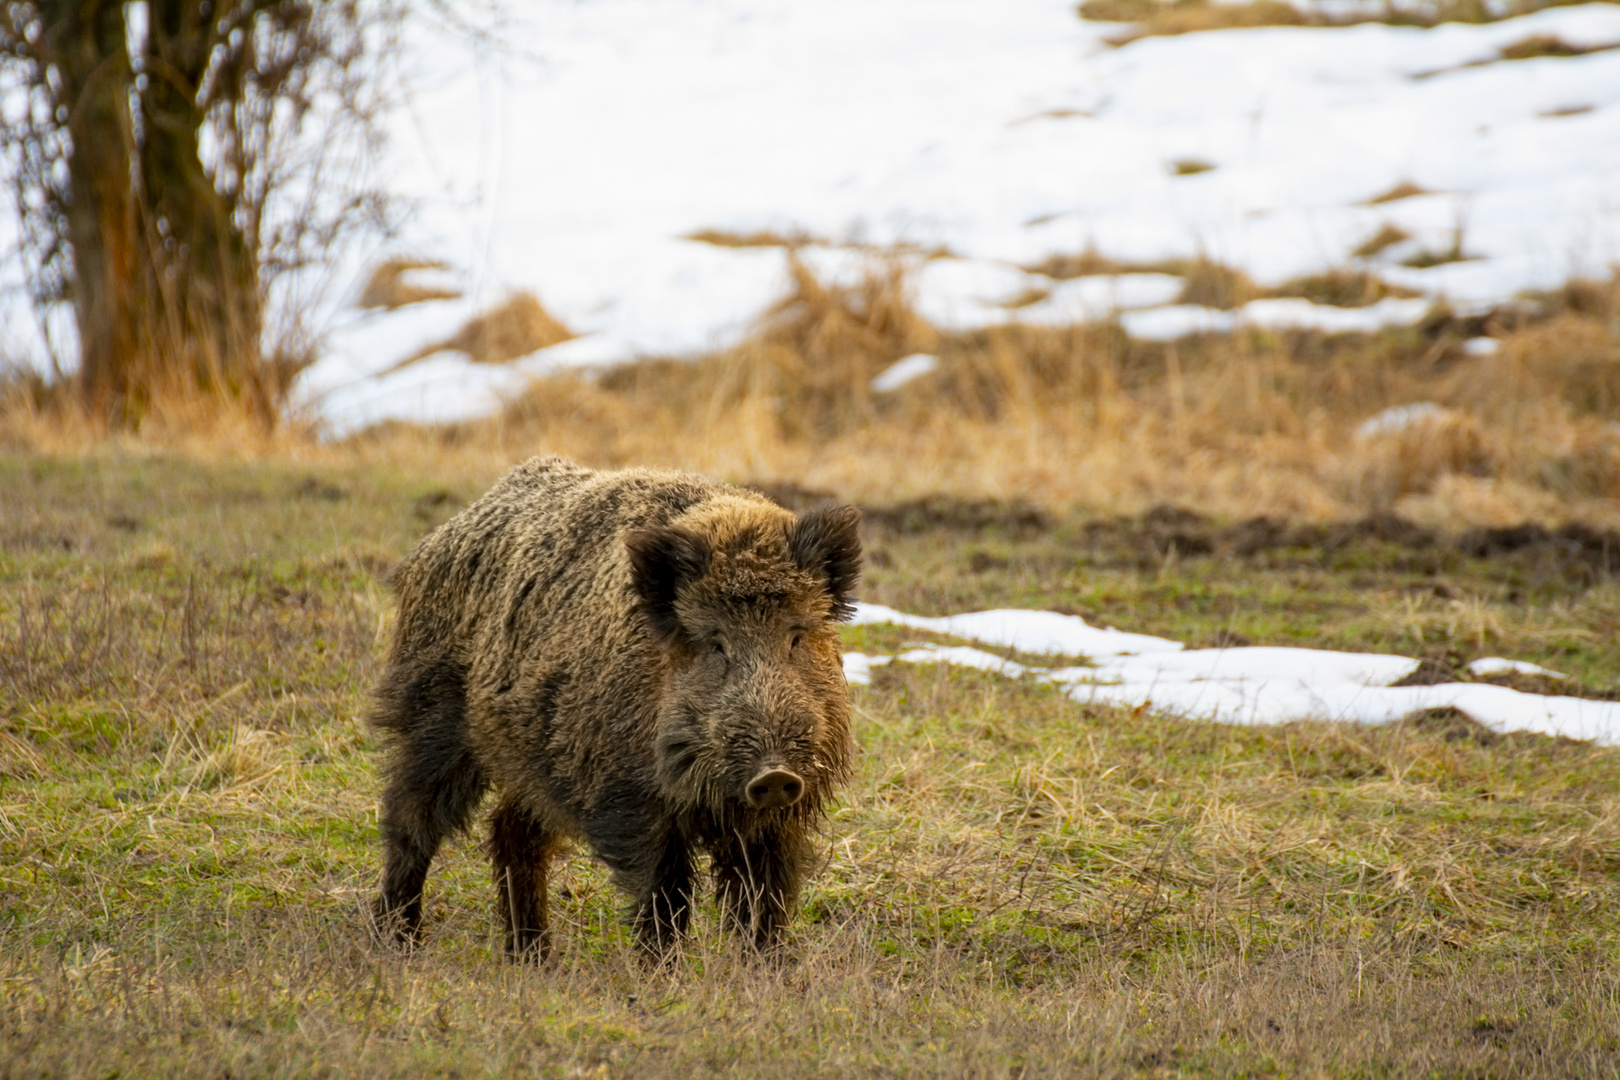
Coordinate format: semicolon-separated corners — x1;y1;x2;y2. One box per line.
370;457;859;958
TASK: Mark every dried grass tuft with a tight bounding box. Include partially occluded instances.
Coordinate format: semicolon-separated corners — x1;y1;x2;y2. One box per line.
1084;0;1306;43
1170;157;1217;176
685;227;821;249
1366;180;1432;205
749;256;941;435
1452;313;1620;422
1355;408;1502;506
384;291;574;375
1175;258;1259;309
0;366;308;457
1353;223;1414;259
1083;0;1601;44
355;258;462;309
1541;420;1620;499
1497;33;1606;61
442;292;574;364
1273;268;1419;307
1024;247;1139;280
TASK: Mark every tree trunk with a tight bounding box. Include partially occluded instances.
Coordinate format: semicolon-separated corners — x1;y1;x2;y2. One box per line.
44;0;145;416
140;0;265;412
37;0;268;424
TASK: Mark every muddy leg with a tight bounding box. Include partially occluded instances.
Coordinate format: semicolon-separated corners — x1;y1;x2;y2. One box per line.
632;829;694;957
712;829;804;951
372;663;488;947
490;800;558;962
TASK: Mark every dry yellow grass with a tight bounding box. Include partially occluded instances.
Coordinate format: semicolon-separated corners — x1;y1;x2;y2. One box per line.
1078;0;1606;44
314;261;1620;534
356;259;463;310
385;291;575;374
5;258;1619;535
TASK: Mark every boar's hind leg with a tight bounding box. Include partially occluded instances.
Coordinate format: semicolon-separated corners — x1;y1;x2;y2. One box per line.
631;829;695;957
713;830;806;951
373;660;488;947
490;800;559;962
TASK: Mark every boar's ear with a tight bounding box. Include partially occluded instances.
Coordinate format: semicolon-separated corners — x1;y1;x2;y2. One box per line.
789;504;862;622
625;525;711;641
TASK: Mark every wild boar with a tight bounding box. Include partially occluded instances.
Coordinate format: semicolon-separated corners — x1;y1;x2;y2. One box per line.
370;457;859;959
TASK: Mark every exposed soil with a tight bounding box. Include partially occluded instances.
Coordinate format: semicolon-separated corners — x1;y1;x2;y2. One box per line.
831;493;1620;582
748;483;1053;536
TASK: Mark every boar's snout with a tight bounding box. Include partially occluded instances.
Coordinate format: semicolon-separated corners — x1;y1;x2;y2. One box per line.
745;767;804;809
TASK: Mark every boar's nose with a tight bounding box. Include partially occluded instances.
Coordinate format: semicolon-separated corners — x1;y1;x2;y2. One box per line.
745;768;804;809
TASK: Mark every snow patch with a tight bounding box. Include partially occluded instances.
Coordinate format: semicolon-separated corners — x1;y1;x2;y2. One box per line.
1119;305;1237;340
842;652;891;686
1239;297;1431;333
1355;401;1452;438
871;353;941;393
1469;657;1568;679
898;645;1032;679
1119;296;1432;341
848;602;1620;743
850;603;1183;659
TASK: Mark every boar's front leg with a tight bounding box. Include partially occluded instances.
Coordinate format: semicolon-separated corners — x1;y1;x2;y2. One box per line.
713;828;806;951
631;828;695;957
373;661;488;947
489;800;560;962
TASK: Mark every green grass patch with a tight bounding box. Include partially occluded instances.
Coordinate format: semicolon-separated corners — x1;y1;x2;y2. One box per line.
3;452;1619;1077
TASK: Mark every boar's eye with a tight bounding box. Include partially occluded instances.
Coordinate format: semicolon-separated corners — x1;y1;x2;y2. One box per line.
790;633;804;651
709;639;728;661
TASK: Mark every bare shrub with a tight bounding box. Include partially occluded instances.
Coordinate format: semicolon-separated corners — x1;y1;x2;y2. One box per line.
0;2;401;426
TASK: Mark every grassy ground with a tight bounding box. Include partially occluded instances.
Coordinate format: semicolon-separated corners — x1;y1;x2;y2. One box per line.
4;451;1620;1078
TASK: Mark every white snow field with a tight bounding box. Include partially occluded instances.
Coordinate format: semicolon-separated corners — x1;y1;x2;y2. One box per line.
843;603;1620;744
274;0;1620;435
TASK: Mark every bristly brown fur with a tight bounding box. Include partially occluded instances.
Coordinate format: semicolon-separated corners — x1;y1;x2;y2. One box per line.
369;456;860;958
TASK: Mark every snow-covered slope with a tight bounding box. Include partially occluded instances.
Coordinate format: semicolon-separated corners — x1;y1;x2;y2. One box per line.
4;1;1616;431
289;0;1620;434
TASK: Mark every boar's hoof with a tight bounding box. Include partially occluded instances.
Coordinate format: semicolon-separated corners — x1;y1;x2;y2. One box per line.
369;899;423;951
745;768;804;809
